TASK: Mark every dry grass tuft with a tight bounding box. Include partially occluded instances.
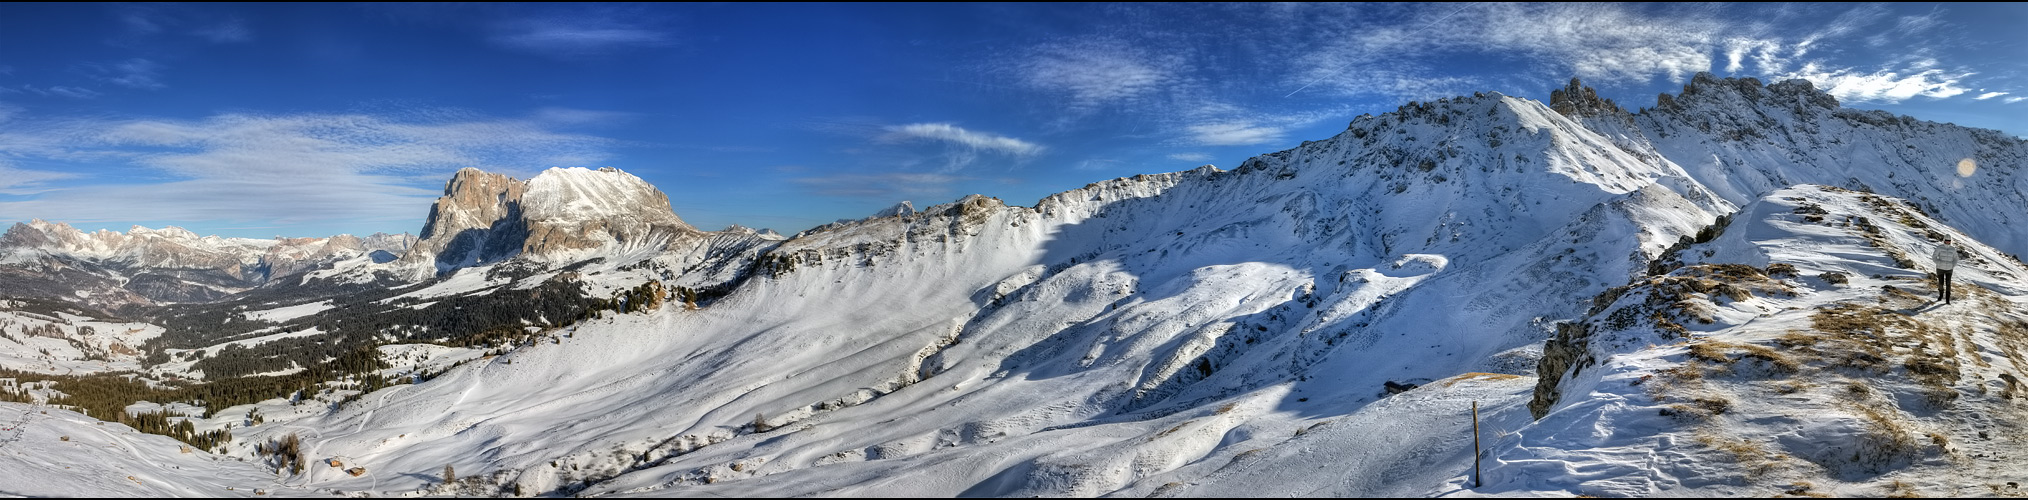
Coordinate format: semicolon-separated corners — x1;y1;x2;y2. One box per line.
1884;480;1920;498
1851;404;1920;470
1696;431;1784;477
1442;372;1524;387
1686;339;1801;377
1765;263;1800;279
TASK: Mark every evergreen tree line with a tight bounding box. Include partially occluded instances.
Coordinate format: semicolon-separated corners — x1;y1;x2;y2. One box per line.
0;272;691;452
127;408;233;451
0;345;392;450
156;276;601;379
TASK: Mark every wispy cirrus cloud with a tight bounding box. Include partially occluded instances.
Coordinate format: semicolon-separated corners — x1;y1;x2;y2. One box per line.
0;110;617;228
108;4;254;45
1975;92;2008;100
1186;122;1285;147
1014;37;1184;113
1276;3;2000;108
28;86;102;99
83;58;165;90
0;164;76;195
881;123;1043;156
488;13;672;58
1168;153;1211;163
1781;63;1971;103
873;122;1045;173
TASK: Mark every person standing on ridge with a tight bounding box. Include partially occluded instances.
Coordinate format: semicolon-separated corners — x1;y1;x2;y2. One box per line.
1934;239;1965;304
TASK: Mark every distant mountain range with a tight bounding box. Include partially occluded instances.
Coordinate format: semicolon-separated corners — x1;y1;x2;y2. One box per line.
2;73;2025;497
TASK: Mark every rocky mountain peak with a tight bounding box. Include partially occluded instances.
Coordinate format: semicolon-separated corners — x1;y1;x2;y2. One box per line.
1655;71;1839;113
1548;77;1628;119
397;166;702;275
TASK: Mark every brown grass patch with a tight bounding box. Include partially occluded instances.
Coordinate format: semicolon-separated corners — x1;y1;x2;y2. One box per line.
1696;431;1783;477
1442;372;1524;387
1687;340;1801;376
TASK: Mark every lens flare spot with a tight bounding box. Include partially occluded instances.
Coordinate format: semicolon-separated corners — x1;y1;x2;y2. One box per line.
1957;158;1977;177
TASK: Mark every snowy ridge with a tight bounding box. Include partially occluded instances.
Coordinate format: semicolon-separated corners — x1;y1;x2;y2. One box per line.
1633;73;2028;257
5;76;2028;498
192;85;1752;497
1509;185;2028;496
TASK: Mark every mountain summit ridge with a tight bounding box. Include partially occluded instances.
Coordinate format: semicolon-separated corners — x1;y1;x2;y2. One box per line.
3;75;2027;498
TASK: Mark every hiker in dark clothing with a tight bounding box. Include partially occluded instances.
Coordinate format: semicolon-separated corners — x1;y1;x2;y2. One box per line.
1934;239;1966;303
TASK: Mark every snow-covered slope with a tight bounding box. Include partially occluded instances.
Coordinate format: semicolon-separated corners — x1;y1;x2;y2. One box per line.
0;299;161;375
180;91;1747;497
1630;73;2028;257
1502;185;2028;496
0;402;307;498
7;76;2028;498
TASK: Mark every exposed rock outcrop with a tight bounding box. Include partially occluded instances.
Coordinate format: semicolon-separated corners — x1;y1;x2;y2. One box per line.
397;167;700;275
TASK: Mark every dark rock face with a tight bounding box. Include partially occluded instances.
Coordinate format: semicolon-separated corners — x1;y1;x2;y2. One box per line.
401;168;532;270
1548;77;1627;119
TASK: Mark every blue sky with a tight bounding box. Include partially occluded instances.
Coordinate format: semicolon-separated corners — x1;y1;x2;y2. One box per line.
1;3;2024;239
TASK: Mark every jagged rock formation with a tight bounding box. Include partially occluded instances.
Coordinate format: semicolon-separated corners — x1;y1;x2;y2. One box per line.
399;168;531;271
1632;73;2028;256
397;167;699;275
1548;77;1626;119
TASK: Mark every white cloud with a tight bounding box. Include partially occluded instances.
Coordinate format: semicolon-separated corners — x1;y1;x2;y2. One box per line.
1723;38;1780;74
1016;38;1181;112
1187;122;1284;146
1168;153;1212;163
45;86;102;99
85;59;165;90
2006;96;2028;104
0;164;75;194
531;107;634;126
1975;92;2008;100
0;111;616;230
1781;64;1971;103
489;16;671;57
881;123;1043;156
1469;3;1726;83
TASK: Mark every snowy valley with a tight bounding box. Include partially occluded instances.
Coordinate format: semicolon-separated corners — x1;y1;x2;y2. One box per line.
2;74;2027;497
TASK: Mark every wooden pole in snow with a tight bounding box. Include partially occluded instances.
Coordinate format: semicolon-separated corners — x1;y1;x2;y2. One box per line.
1472;400;1482;488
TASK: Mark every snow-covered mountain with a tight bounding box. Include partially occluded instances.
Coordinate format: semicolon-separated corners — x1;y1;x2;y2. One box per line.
1588;74;2028;257
4;74;2027;498
396;166;704;276
0;220;413;309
